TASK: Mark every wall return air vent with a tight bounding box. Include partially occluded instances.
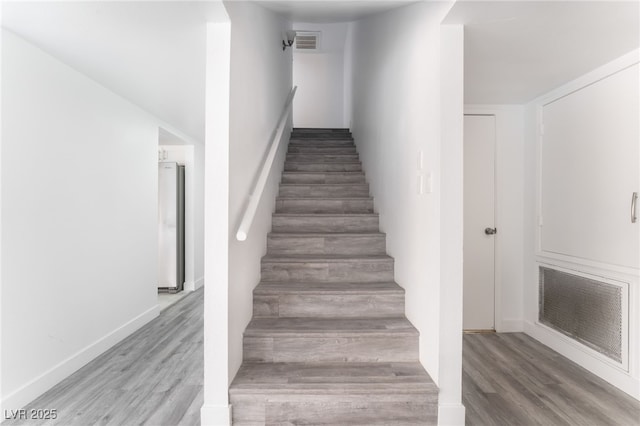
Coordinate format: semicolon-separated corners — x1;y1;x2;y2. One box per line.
538;266;625;364
295;31;321;51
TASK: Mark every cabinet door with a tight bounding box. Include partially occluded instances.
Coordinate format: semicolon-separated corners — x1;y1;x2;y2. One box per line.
540;64;639;269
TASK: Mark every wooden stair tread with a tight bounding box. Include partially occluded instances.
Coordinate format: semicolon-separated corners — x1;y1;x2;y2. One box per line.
293;127;351;131
286;160;361;164
282;171;365;174
268;232;385;237
288;142;355;145
287;155;357;157
279;183;368;187
229;362;436;394
262;254;392;262
254;281;403;294
276;196;372;200
273;213;378;217
244;317;418;337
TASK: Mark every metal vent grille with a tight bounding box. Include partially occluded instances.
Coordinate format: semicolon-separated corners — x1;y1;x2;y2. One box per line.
295;31;320;50
539;267;623;363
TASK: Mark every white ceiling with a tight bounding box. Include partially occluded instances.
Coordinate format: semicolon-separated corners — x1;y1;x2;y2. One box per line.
2;1;228;143
259;1;417;23
1;1;416;143
444;1;640;104
2;0;638;140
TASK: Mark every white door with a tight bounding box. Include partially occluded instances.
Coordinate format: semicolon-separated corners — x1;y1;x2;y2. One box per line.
463;115;496;330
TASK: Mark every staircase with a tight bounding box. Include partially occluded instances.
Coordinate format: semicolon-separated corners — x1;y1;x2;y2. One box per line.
229;128;438;425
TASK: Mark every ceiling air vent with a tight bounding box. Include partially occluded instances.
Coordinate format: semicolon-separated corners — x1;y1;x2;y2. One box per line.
295;31;320;51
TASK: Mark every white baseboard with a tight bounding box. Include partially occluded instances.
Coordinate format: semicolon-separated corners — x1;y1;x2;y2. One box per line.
438;402;465;426
194;276;204;290
201;403;231;426
0;305;159;411
524;320;640;401
497;319;524;333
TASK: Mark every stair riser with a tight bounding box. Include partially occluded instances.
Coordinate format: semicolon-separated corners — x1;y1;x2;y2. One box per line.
279;185;369;197
286;154;360;162
289;140;355;147
291;135;354;140
292;128;351;133
231;394;437;425
244;335;418;363
261;260;394;283
288;146;357;154
293;134;351;138
267;234;386;256
281;173;366;184
294;127;350;130
292;134;351;137
276;198;373;214
285;163;362;172
272;216;379;233
292;130;351;134
254;293;405;318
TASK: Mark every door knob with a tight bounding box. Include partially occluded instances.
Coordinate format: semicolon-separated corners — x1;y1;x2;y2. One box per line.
484;227;497;235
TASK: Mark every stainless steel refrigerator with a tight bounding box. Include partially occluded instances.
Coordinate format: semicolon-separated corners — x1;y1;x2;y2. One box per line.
158;162;185;292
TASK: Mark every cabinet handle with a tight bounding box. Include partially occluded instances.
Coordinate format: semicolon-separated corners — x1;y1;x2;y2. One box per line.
632;192;638;224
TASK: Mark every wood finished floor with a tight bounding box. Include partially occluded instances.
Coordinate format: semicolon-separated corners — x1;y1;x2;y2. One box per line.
2;288;203;426
4;288;639;426
463;332;640;426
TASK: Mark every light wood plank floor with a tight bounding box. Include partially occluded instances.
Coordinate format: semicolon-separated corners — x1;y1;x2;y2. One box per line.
463;332;640;426
2;288;203;426
5;291;640;426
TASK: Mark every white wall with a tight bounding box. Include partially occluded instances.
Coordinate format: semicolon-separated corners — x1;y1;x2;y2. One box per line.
0;17;4;418
343;23;354;129
349;2;461;422
293;22;348;128
194;142;205;291
464;105;525;332
224;0;292;387
523;51;640;400
2;1;217;143
351;0;447;380
439;24;465;425
202;19;232;426
1;30;159;411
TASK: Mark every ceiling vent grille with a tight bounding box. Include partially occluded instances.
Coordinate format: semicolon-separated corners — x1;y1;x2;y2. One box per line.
295;31;320;51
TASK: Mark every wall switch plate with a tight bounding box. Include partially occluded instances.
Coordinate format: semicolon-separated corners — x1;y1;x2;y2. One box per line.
425;172;433;193
418;172;433;195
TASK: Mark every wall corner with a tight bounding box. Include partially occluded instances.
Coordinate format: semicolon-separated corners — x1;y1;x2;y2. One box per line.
438;22;465;413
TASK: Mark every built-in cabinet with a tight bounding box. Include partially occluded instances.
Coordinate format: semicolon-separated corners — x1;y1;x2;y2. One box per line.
531;54;639;398
539;63;639;270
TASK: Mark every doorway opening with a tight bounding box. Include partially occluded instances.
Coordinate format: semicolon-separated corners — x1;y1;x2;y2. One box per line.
157;127;196;311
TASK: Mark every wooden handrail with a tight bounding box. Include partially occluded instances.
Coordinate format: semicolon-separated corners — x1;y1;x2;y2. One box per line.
236;86;297;241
